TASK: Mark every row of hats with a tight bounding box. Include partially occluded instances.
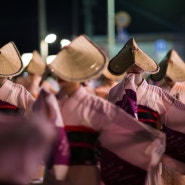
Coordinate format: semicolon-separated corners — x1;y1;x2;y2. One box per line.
0;35;124;81
150;49;185;82
1;35;184;82
108;39;185;82
0;42;46;77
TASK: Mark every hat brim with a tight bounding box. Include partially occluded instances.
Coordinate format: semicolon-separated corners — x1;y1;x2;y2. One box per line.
150;59;167;81
27;50;46;76
108;38;159;75
151;49;185;82
103;64;126;81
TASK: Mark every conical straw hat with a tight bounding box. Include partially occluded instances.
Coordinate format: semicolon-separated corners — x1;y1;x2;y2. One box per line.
108;38;159;75
0;42;23;77
103;64;126;81
27;50;46;76
150;49;185;82
48;35;107;82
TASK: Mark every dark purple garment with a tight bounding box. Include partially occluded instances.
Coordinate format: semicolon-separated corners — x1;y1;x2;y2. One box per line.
162;125;185;163
46;127;70;169
106;89;153;185
100;147;147;185
115;89;137;118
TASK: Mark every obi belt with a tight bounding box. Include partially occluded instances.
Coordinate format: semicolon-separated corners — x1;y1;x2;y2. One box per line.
0;100;19;115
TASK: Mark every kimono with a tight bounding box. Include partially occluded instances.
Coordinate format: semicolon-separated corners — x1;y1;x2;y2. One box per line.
32;89;70;184
15;74;57;99
108;73;185;185
159;82;185;104
0;80;35;116
54;85;165;185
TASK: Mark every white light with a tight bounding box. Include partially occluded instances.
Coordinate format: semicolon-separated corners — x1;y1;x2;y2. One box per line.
60;39;71;48
45;34;57;44
21;53;33;67
46;55;56;64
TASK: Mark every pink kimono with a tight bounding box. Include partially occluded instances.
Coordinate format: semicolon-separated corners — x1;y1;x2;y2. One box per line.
56;85;165;185
108;73;185;185
0;80;35;116
159;82;185;104
15;74;58;99
33;89;71;181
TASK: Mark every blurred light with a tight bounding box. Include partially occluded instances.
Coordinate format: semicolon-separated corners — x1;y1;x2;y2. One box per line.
22;71;28;77
46;55;56;64
21;53;33;68
45;34;57;44
155;39;167;52
60;39;71;48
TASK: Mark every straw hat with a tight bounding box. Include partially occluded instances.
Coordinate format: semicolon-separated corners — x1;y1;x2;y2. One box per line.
103;64;126;81
0;42;23;77
48;35;107;82
108;38;159;75
150;49;185;82
27;50;46;76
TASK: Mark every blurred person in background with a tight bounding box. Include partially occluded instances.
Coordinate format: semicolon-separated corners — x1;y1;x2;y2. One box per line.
107;38;185;185
0;41;35;117
95;69;125;100
42;35;165;185
150;49;185;104
15;50;58;99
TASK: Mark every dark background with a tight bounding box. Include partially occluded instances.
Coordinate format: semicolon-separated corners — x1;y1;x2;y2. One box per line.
0;0;184;55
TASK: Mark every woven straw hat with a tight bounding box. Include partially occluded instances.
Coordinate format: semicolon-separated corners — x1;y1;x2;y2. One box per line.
103;64;126;81
108;38;159;75
48;35;107;82
101;54;126;81
0;42;23;77
150;49;185;82
27;50;46;76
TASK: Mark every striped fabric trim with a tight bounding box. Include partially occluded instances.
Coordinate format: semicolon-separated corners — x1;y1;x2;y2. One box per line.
65;125;98;133
70;142;97;149
138;105;160;129
65;125;99;165
0;105;18;110
0;100;19;115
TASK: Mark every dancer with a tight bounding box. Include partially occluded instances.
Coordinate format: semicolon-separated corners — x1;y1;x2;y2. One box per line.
0;41;35;117
41;35;166;185
107;37;185;185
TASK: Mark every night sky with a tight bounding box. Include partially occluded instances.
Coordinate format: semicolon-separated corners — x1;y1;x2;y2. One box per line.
0;0;184;55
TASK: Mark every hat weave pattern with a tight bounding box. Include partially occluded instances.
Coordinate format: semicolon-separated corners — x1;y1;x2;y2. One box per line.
151;50;185;82
108;38;159;75
48;35;107;82
0;42;23;77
